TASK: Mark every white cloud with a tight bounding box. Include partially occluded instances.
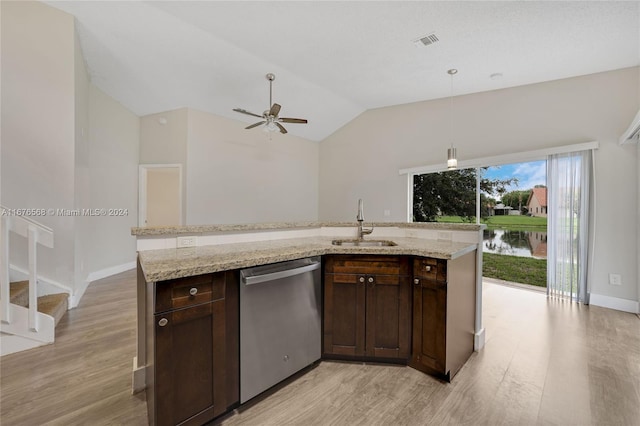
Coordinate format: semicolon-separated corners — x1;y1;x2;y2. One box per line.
511;161;547;191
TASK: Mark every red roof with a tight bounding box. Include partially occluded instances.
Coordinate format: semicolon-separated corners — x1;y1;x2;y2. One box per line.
527;187;547;207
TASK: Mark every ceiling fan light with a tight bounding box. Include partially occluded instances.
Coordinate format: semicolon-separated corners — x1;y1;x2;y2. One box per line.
263;121;278;132
233;73;307;135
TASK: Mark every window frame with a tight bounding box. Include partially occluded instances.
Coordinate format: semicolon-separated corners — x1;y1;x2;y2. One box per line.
400;141;598;223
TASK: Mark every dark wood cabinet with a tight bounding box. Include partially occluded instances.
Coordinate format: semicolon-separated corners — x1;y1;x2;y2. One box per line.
323;255;411;361
410;253;476;381
146;271;239;426
138;249;477;425
410;258;447;375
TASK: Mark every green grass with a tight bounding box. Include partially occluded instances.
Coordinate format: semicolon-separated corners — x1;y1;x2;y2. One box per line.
483;252;547;287
435;215;548;287
435;216;471;223
437;215;547;229
482;215;547;229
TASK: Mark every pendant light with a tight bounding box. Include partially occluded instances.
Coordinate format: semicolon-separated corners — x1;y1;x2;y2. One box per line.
447;68;458;170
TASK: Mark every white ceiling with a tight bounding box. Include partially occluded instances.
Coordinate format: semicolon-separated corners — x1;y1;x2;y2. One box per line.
48;1;640;141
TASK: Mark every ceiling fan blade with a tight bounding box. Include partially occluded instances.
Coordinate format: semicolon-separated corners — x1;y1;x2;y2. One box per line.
269;103;281;117
279;118;308;124
233;108;264;119
245;121;266;130
276;122;288;134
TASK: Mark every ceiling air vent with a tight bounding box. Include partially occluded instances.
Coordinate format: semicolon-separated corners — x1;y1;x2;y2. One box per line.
413;33;439;47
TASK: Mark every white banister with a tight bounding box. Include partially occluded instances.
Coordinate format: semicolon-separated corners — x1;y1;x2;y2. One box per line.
28;225;39;332
1;215;11;324
0;207;54;330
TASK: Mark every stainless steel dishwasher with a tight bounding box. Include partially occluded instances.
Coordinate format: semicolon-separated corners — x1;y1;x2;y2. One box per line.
239;256;321;403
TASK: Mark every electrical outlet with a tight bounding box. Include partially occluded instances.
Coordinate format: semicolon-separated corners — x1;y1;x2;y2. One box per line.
384;209;391;217
609;273;622;286
177;236;197;248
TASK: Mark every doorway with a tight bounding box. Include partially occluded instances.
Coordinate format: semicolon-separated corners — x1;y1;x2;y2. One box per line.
411;161;548;289
139;164;183;227
480;160;547;290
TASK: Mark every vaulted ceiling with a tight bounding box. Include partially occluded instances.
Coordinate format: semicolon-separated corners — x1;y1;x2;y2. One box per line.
48;1;640;141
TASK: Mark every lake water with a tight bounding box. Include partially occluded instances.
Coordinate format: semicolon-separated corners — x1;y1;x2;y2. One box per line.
483;229;547;259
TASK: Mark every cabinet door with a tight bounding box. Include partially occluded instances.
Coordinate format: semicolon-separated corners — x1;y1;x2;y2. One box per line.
323;273;366;357
365;274;411;360
410;278;447;376
155;299;227;426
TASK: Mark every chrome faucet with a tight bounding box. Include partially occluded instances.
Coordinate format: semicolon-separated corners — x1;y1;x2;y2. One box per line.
356;199;374;240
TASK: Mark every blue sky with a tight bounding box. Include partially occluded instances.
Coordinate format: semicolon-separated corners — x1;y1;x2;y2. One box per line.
482;160;547;194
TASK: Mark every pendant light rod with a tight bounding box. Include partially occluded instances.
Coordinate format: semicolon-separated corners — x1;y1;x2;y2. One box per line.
447;68;458;170
266;73;275;108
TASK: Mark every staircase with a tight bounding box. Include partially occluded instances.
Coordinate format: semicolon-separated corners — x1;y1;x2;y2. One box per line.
9;280;68;326
1;207;73;356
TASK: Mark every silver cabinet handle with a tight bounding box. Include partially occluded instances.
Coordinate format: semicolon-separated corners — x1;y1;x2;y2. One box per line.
368;277;374;283
359;277;365;283
425;265;432;272
414;279;420;285
189;287;198;296
158;318;168;327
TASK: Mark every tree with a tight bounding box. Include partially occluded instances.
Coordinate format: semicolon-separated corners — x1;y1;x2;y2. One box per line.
501;189;531;212
413;169;517;222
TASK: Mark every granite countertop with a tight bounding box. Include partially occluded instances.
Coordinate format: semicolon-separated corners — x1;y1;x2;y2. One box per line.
131;221;484;236
138;236;478;282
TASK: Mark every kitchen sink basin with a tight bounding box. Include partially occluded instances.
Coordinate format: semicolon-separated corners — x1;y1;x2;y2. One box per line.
331;239;397;247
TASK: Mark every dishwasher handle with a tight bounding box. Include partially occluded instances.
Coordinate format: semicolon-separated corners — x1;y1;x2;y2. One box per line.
241;260;320;286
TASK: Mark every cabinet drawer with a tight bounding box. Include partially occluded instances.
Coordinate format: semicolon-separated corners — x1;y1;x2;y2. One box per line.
155;273;225;313
325;255;409;276
413;258;447;281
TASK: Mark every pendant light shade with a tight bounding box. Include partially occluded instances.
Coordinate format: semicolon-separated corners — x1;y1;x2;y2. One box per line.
447;146;457;169
446;68;458;170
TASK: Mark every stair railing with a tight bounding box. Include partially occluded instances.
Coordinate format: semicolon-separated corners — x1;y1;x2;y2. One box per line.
0;207;54;331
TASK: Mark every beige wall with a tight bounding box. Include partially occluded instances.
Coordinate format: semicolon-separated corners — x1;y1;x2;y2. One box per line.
86;85;139;274
140;108;319;225
1;0;76;286
2;1;140;297
186;109;319;224
74;26;91;290
319;67;639;304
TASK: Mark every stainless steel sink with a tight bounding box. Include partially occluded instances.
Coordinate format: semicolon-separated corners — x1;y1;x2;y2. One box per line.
331;239;397;247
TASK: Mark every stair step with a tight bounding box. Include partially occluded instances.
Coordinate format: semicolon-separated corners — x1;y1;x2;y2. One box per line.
9;281;69;327
10;281;29;307
36;294;68;327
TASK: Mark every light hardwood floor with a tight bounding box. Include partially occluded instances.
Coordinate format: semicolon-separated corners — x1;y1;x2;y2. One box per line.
0;270;147;425
1;271;639;425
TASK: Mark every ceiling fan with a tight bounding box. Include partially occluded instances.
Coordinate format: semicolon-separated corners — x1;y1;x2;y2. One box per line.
233;73;308;134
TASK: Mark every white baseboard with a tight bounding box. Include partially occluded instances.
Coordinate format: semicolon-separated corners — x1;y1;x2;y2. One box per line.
70;261;136;308
9;261;136;309
474;328;486;351
590;293;640;314
131;357;146;394
86;261;136;283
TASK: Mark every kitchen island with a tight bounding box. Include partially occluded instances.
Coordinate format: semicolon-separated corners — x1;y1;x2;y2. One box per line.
133;222;485;425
